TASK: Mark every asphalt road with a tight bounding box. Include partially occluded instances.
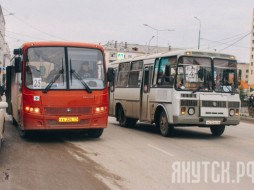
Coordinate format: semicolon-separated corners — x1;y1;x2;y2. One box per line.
1;116;254;190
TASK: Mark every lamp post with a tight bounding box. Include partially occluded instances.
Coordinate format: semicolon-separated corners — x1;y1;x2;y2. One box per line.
194;17;201;49
147;35;155;54
143;24;174;52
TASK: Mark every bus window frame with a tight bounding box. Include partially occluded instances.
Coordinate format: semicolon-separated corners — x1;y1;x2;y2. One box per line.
24;46;106;91
116;62;131;87
213;58;238;93
156;56;177;88
128;60;143;88
109;68;118;92
152;58;159;86
143;66;153;93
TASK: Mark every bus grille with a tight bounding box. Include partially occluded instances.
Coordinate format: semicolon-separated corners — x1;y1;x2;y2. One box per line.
180;100;198;107
44;107;92;115
202;101;226;108
228;102;240;108
181;93;197;98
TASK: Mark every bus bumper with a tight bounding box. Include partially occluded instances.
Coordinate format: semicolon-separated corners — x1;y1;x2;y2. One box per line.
22;113;108;130
173;115;240;126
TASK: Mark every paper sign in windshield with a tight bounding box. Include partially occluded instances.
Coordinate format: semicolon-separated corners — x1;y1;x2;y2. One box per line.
33;78;42;89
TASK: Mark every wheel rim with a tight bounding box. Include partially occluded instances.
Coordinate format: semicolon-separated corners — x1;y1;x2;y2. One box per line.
160;112;168;133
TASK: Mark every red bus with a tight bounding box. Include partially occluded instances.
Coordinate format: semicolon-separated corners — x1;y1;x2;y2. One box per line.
6;42;110;138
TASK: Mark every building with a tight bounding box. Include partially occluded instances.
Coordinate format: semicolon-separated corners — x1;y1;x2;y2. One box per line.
102;41;178;65
248;8;254;85
0;5;11;86
237;62;249;84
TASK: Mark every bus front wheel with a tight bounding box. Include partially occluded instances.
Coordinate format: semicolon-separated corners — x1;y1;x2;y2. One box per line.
88;129;104;138
210;125;225;136
117;106;137;128
158;110;174;137
18;125;29;138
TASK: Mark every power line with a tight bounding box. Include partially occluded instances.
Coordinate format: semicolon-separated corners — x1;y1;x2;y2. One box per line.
216;31;251;42
202;37;250;49
2;6;67;41
6;30;48;41
219;31;251;51
201;31;252;50
5;34;24;42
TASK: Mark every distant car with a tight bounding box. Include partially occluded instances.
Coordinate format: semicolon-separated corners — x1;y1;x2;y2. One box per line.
0;101;8;149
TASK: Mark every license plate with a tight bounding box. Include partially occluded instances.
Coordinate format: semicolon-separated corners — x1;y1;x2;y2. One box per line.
58;117;79;123
206;120;221;125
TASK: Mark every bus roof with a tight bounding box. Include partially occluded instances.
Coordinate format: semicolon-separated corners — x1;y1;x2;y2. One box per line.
109;49;236;67
21;41;104;52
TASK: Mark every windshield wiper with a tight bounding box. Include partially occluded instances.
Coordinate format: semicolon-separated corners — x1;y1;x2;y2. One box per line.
70;60;92;93
43;68;64;93
43;61;64;93
222;85;236;95
192;86;202;93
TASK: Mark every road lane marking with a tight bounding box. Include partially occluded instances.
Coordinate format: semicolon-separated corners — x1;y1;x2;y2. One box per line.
147;144;174;157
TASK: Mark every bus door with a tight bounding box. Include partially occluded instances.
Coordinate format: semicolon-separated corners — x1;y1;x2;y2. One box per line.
109;69;117;116
140;66;152;121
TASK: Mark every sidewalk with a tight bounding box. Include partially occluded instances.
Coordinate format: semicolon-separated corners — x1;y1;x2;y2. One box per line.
241;115;254;122
240;106;254;122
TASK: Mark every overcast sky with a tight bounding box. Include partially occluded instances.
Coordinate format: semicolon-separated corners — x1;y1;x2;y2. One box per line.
1;0;254;62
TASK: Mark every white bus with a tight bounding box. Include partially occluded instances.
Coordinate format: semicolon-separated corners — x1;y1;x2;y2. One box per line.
107;50;240;137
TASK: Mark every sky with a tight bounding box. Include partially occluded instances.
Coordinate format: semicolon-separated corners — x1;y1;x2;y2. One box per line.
1;0;254;62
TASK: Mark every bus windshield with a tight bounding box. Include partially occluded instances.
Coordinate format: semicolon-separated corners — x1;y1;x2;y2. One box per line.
176;56;212;92
214;59;237;93
25;47;105;90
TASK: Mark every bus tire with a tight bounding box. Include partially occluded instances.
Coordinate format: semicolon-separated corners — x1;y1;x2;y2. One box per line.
210;125;225;136
12;117;18;126
18;125;29;138
88;129;104;138
127;118;137;128
158;110;174;137
117;106;127;127
117;106;136;128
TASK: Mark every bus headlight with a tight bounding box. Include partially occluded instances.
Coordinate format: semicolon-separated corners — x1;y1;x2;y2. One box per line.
181;107;186;115
188;107;195;115
24;106;40;114
94;106;108;114
235;109;239;116
229;109;235;116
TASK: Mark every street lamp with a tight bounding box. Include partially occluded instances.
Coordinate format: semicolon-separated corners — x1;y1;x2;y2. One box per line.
194;17;201;49
147;35;155;54
143;24;174;52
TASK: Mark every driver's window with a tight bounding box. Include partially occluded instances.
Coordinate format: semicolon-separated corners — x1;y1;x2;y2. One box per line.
157;56;177;87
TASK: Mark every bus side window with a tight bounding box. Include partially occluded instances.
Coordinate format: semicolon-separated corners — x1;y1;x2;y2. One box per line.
157;56;177;87
128;61;143;88
116;62;130;87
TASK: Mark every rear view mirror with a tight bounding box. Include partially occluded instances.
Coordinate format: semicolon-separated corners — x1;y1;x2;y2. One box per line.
107;68;114;82
15;57;22;73
40;66;46;76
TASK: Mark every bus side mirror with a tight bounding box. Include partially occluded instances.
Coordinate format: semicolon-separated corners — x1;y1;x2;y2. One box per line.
107;67;114;82
15;57;22;73
13;48;22;55
165;65;171;82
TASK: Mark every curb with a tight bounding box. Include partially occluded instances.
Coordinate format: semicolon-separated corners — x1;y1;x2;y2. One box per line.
240;116;254;122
